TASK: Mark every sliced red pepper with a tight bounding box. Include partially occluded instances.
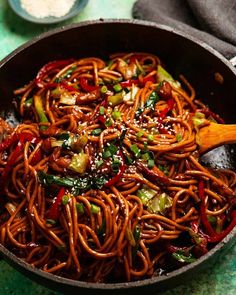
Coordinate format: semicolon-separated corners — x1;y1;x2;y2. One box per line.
120;79;139;88
45;81;78;92
0;133;18;153
207;211;236;243
142;75;156;85
44;82;59;90
200;108;225;124
198;181;236;243
97;115;106;125
120;75;156;89
31;149;42;165
79;77;99;92
166;243;189;253
36;59;74;88
136;161;170;186
47;187;66;221
105;150;125;187
60;81;78;92
158;98;175;122
0;133;39;184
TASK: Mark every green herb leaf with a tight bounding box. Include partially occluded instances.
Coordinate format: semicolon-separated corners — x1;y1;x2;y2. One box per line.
103;144;118;159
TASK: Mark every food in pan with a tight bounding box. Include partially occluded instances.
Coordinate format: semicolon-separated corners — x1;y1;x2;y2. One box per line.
0;52;235;282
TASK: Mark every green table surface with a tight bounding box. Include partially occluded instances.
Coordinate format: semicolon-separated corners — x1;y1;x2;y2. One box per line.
0;1;235;294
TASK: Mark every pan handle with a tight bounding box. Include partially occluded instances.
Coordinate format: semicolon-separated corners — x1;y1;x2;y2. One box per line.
230;56;236;67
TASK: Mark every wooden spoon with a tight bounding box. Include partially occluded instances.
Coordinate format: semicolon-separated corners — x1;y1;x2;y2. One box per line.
197;122;236;154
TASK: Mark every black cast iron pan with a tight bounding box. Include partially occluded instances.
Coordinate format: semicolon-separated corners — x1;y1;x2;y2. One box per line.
0;19;235;295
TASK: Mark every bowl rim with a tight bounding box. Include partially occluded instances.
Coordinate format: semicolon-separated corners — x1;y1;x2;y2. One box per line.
8;0;89;24
0;18;235;290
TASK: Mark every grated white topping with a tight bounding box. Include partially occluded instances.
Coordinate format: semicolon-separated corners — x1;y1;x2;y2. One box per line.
20;0;76;18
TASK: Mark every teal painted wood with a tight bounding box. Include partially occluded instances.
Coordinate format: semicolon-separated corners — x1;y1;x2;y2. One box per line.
0;1;235;294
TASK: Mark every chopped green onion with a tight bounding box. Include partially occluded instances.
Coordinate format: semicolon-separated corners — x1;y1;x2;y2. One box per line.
25;98;33;107
136;130;144;138
96;160;104;168
125;156;133;165
91;128;102;136
99;106;105;115
112;110;121;120
46;219;56;225
147;134;154;141
105;118;113;127
176;134;182;142
113;157;121;164
91;204;100;214
112;157;121;172
100;86;108;94
113;83;122;93
103;150;111;159
103;144;118;159
130;144;141;157
148;159;155;168
34;95;49;130
172;251;196;263
76;203;84;214
62;195;69;205
142;151;154;161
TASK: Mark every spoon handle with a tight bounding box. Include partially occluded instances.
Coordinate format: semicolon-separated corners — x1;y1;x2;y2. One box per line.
198;123;236;153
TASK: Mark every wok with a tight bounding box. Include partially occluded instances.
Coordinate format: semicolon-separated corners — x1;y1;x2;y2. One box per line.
0;19;235;295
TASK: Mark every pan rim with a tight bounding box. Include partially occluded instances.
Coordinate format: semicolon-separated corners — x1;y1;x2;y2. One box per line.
0;18;235;290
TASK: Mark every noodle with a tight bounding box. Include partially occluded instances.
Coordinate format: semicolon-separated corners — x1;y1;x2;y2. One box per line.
0;52;235;283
